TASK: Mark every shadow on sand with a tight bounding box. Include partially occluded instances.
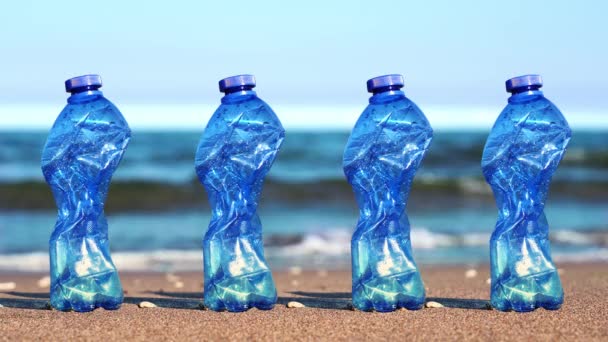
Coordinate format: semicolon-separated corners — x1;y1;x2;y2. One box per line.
427;297;491;310
0;290;490;311
123;296;202;310
0;292;50;310
147;290;352;310
284;291;491;311
0;291;202;310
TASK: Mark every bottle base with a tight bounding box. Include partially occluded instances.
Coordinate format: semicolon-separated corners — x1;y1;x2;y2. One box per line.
51;299;123;312
491;269;563;312
204;298;277;312
353;301;425;312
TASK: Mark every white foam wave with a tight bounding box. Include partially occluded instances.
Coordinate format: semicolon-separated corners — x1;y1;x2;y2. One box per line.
0;229;605;272
0;250;202;273
554;248;608;263
270;230;350;256
411;228;458;249
268;228;465;256
552;230;598;246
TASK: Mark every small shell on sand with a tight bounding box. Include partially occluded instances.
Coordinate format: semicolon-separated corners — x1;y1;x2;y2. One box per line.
465;269;478;279
425;301;444;308
166;273;180;283
289;266;303;276
0;304;3;308
138;301;157;308
287;301;305;308
174;281;184;289
486;278;491;285
37;276;51;288
0;282;16;291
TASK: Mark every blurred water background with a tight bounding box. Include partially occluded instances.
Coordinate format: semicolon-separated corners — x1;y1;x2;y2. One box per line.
1;128;606;272
2;1;608;272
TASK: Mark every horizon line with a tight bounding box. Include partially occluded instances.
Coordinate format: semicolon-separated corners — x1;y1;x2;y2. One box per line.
0;104;606;130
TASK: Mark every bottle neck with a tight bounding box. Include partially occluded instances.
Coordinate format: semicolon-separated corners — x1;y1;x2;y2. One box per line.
508;86;543;102
221;89;257;103
67;89;103;103
369;89;405;103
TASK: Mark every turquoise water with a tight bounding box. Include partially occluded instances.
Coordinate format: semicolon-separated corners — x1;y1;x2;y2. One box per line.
0;201;606;271
0;131;606;271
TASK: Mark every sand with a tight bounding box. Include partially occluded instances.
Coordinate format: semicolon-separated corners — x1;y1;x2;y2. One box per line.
0;264;606;341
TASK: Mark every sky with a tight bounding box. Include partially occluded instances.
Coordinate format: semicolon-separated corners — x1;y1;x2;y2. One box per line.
0;0;606;129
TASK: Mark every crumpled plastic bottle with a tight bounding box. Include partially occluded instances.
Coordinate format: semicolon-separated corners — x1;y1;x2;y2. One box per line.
195;75;284;312
343;75;432;312
41;75;131;312
482;75;571;312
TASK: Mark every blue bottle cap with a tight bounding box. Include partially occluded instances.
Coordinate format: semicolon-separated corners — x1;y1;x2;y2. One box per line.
505;74;543;93
219;74;256;93
65;74;102;93
366;74;404;93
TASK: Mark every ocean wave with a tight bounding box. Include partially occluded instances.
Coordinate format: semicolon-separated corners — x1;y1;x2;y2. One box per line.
2;229;606;272
553;249;608;263
1;131;606;186
1;247;606;273
269;229;350;256
265;228;608;252
3;175;608;211
0;251;204;273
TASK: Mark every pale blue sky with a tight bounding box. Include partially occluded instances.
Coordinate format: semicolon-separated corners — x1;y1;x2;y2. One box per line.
0;0;606;128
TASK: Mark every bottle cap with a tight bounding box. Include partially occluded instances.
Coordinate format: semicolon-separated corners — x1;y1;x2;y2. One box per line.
65;74;102;93
219;75;256;93
366;74;404;93
505;74;543;93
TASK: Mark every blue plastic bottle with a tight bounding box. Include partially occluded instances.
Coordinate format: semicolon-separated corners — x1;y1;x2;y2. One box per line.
195;75;284;312
482;75;571;312
343;75;431;312
41;75;131;312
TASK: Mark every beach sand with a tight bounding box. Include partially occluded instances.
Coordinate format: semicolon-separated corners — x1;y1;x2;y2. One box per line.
0;264;606;341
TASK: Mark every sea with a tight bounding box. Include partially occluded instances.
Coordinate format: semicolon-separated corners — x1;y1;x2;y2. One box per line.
0;130;606;272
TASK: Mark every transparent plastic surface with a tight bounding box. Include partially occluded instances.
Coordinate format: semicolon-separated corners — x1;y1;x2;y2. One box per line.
343;91;432;312
195;91;284;312
41;91;131;312
482;91;571;312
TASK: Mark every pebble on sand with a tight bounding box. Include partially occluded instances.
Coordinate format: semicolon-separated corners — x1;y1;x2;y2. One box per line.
288;266;303;276
138;301;158;308
465;269;478;279
166;273;181;283
174;281;184;289
486;278;491;285
425;301;444;308
287;301;305;308
0;282;16;291
37;276;51;288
